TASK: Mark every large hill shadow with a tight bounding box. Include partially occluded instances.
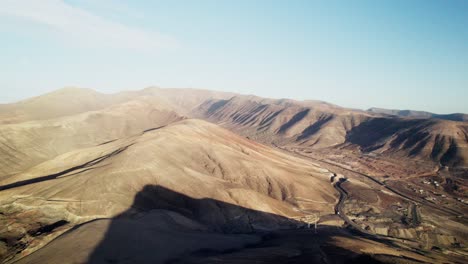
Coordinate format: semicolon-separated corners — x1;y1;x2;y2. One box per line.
16;185;430;264
87;186;430;264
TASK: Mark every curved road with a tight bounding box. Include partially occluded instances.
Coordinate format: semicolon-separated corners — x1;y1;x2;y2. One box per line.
333;179;377;237
273;144;464;218
320;156;464;218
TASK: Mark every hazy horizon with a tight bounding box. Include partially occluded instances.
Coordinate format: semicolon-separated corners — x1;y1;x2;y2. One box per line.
1;0;467;114
4;85;468;116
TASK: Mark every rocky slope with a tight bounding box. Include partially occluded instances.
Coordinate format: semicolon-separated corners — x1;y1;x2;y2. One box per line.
0;98;183;178
0;87;235;178
0;119;336;262
194;95;468;167
0;87;467;263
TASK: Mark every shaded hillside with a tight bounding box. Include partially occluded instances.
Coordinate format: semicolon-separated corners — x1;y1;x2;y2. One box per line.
193;95;374;148
13;186;286;264
0;87;467;263
14;185;435;264
0;119;336;262
346;118;468;167
2;87;466;168
193;96;468;167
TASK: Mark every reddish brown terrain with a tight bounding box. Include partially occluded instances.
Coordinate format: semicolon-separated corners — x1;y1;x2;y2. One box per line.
0;87;467;263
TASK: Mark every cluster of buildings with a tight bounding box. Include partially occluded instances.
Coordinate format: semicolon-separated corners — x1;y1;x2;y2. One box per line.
421;179;440;187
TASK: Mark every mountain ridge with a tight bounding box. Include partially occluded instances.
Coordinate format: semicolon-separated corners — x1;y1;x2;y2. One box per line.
368;107;468;122
1;87;467;168
0;87;467;263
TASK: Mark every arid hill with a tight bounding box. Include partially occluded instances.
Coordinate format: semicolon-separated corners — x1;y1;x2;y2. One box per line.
0;119;336;263
192;95;374;147
0;87;467;263
0;86;234;125
0;98;183;178
194;95;468;167
3;87;466;168
1;87;466;176
368;107;468;122
345;117;468;167
0;87;234;178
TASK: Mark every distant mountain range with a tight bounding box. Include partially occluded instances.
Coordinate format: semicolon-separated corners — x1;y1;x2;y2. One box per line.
367;107;468;122
0;87;466;174
0;87;336;263
1;87;467;263
195;94;468;167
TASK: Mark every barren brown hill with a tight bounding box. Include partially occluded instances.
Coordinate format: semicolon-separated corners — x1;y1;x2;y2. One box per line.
345;117;468;167
0;87;132;124
0;98;183;178
193;95;468;167
135;86;236;115
0;88;467;263
2;87;467;169
2;87;466;171
368;107;468;122
0;87;235;178
193;95;374;147
0;119;336;263
0;87;234;125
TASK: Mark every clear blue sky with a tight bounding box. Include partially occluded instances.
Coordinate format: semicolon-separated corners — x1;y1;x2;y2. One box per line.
1;0;467;114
